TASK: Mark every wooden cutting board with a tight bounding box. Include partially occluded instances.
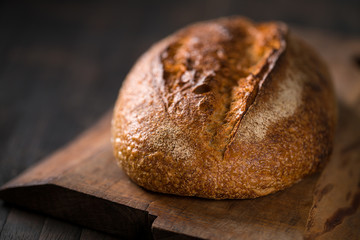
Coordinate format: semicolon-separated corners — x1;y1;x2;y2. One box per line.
0;29;360;240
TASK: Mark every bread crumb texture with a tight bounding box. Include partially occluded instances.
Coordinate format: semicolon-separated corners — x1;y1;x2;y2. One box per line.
112;17;336;199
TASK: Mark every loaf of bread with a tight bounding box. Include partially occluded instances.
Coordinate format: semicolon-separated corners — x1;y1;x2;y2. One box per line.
111;17;336;199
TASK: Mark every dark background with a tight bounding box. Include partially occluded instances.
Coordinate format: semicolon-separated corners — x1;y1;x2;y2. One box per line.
0;0;359;239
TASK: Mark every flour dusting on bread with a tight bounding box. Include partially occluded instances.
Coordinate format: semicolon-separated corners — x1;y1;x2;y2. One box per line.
238;62;303;141
149;120;192;160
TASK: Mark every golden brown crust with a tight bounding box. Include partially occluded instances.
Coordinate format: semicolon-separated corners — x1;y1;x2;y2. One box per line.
111;17;336;199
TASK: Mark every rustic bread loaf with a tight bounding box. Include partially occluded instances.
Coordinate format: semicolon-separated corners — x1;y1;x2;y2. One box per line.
111;17;336;199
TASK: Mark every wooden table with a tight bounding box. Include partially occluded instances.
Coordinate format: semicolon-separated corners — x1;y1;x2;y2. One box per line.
1;1;359;239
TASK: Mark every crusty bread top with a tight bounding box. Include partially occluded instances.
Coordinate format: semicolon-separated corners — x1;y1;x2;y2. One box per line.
159;18;287;159
112;17;336;199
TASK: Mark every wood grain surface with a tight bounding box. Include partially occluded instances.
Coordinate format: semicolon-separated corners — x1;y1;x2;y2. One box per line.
0;1;359;239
